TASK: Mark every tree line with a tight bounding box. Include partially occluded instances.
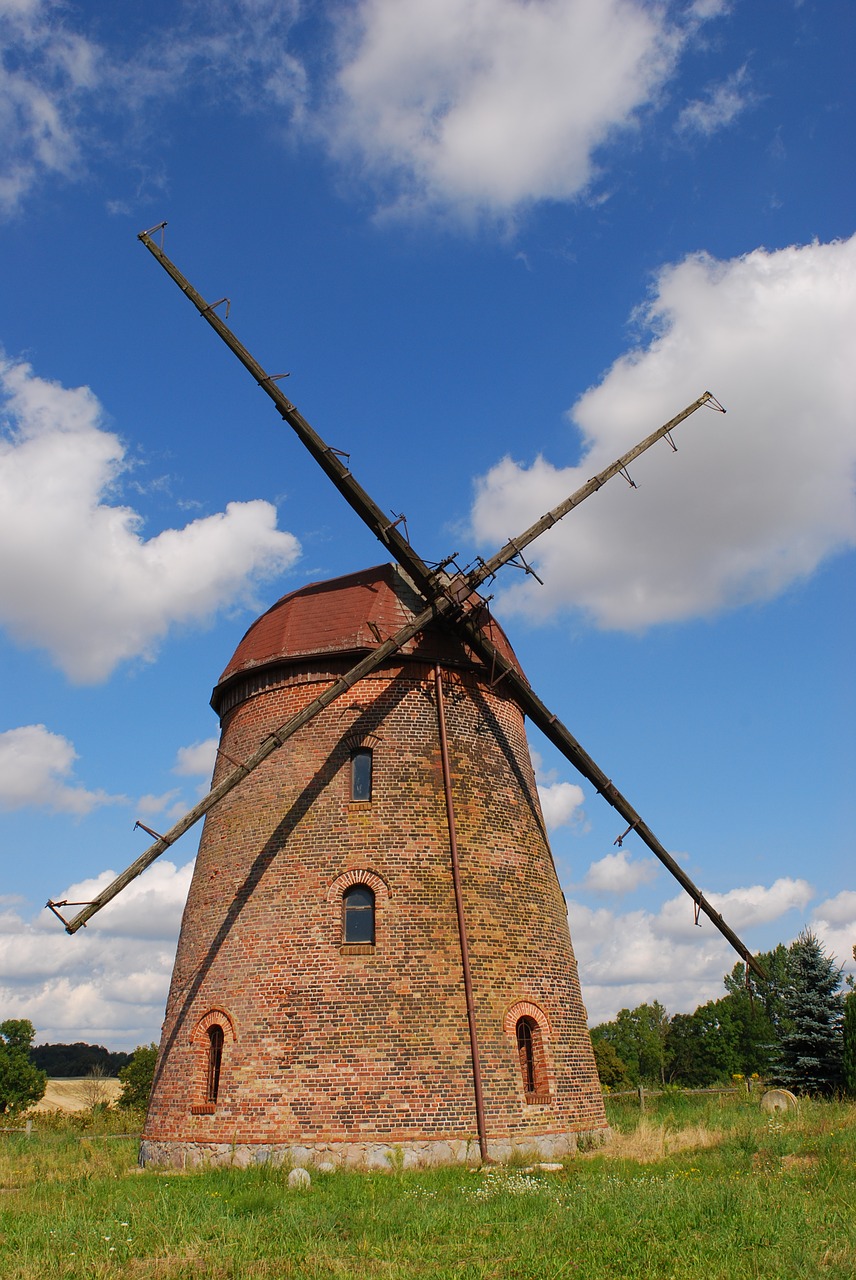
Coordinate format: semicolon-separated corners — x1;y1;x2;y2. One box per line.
0;1023;156;1115
30;1041;133;1077
591;930;856;1097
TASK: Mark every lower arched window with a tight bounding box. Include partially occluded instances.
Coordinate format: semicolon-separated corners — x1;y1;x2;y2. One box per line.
206;1024;224;1103
343;884;375;944
516;1017;537;1093
514;1014;551;1102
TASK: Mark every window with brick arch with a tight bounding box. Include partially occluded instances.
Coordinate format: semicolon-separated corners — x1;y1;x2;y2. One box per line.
350;748;373;802
206;1024;224;1103
515;1016;549;1101
343;883;375;945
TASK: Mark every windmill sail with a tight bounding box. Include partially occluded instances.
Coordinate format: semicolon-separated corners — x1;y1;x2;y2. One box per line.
50;229;764;980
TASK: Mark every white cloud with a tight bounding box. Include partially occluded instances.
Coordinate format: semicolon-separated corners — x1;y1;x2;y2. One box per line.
173;738;219;779
570;898;733;1024
115;0;306;118
136;790;182;818
471;236;856;629
810;889;856;972
0;724;122;815
538;780;586;831
582;848;659;894
571;875;817;1024
1;858;193;1050
656;877;814;938
328;0;684;218
0;355;301;682
530;748;585;830
0;0;102;216
677;64;754;137
813;889;856;927
0;1;306;218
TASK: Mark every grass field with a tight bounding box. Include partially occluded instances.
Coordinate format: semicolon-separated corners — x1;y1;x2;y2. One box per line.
1;1093;854;1278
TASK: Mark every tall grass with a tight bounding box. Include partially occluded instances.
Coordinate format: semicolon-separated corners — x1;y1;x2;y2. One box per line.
1;1096;853;1278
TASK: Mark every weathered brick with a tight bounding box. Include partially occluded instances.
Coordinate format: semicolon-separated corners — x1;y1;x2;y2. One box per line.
142;565;607;1167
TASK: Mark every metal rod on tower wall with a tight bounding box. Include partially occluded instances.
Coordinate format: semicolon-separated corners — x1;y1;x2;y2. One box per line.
447;612;768;980
434;664;489;1162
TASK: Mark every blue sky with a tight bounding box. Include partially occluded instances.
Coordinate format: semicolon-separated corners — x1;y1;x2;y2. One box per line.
0;0;853;1051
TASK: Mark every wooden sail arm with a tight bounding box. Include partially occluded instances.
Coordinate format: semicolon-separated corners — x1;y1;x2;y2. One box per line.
450;610;767;980
49;594;458;934
468;392;723;592
137;230;438;602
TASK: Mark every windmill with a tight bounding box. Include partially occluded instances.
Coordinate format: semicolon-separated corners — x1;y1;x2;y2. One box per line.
48;224;762;1169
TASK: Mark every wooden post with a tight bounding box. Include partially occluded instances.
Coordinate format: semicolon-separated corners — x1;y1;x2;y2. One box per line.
638;1084;646;1114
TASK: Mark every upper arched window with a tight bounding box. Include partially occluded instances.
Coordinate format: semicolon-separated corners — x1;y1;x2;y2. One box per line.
351;748;373;802
343;883;375;944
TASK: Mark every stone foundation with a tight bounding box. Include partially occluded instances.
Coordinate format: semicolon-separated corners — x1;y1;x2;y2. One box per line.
140;1127;609;1171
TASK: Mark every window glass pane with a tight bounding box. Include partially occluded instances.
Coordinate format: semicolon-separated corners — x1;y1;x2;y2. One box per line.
345;885;373;909
343;885;375;944
351;749;372;801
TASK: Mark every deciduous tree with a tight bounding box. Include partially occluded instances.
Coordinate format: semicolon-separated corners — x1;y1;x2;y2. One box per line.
0;1019;47;1114
117;1043;158;1111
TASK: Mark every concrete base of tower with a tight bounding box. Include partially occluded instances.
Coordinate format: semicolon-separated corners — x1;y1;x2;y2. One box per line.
139;1127;610;1171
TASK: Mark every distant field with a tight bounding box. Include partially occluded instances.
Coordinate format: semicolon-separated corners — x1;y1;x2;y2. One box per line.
33;1077;122;1113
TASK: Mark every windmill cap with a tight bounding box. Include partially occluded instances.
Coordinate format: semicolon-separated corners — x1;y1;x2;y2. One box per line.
211;563;525;715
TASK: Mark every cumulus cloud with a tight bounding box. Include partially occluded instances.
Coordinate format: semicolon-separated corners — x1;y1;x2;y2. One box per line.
538;780;586;831
328;0;684;218
582;848;659;894
677;64;754;137
0;724;122;815
531;748;585;830
0;0;305;217
471;236;856;629
571;875;818;1025
0;0;101;215
657;877;814;938
811;889;856;971
1;858;193;1049
173;738;219;779
0;355;301;682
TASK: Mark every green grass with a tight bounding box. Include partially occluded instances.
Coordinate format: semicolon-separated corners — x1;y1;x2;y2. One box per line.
1;1095;854;1278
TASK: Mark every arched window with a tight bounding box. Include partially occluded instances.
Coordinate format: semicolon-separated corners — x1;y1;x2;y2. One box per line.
343;883;375;945
516;1017;536;1094
351;748;373;802
206;1024;224;1104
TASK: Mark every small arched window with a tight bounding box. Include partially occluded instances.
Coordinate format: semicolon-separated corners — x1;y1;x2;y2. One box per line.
516;1017;536;1094
351;748;373;802
206;1024;224;1104
343;883;375;944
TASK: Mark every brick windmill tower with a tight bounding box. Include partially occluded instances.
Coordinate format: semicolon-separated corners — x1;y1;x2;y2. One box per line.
49;227;764;1169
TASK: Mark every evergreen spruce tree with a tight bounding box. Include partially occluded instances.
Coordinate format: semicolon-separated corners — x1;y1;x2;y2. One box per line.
775;930;844;1096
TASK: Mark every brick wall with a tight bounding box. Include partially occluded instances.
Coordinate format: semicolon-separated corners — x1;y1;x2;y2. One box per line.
143;639;607;1158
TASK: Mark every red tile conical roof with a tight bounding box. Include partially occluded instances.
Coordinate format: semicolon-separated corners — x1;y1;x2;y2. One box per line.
212;563;525;713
